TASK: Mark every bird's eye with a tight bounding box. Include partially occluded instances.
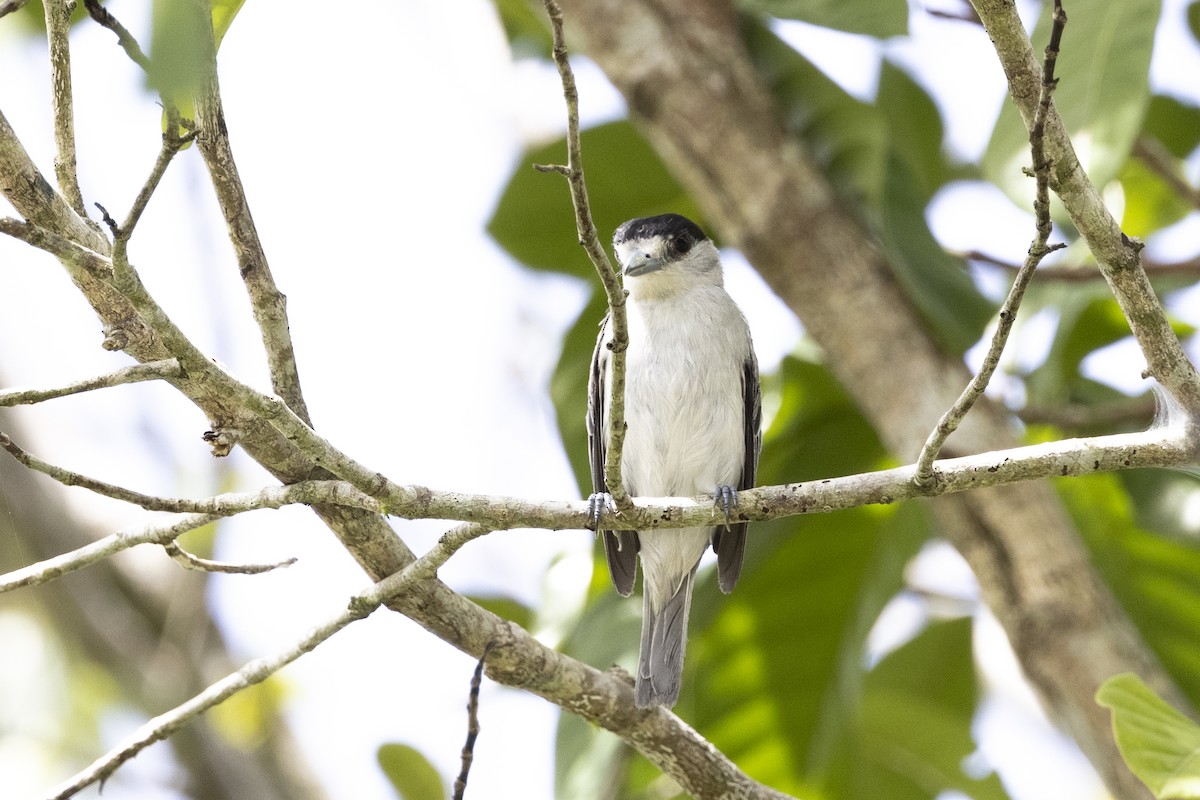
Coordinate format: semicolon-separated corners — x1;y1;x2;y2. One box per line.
673;235;692;255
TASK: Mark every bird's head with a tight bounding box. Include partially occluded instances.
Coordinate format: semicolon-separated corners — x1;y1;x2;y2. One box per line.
613;214;722;299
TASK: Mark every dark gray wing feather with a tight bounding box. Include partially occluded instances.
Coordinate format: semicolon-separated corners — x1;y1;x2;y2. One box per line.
587;314;639;597
714;349;761;594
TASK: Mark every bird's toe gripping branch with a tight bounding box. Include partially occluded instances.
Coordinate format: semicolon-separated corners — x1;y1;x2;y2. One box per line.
586;492;617;530
714;485;738;529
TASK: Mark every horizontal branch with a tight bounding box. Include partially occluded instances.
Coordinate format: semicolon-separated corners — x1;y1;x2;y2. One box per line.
162;541;297;574
386;424;1195;532
957;249;1200;281
0;359;182;407
5;394;1193;547
0;432;382;516
0;514;218;593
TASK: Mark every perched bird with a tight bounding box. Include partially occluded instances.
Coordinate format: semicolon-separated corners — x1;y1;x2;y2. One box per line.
587;213;761;708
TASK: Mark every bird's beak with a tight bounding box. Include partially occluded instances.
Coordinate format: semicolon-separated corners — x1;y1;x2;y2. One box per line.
622;248;666;277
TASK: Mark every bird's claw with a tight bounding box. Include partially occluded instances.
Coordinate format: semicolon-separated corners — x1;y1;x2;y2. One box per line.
714;485;738;529
586;492;616;530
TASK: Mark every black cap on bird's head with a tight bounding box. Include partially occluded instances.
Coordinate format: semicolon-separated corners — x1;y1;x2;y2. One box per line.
613;213;709;248
613;214;712;278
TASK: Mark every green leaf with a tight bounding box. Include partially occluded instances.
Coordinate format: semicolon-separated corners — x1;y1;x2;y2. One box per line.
684;358;929;791
377;743;447;800
465;594;534;630
1144;95;1200;160
1118;155;1195;239
840;619;1009;800
875;152;993;354
1189;0;1200;45
487;121;701;277
148;0;209;99
549;292;607;494
743;19;887;205
490;0;554;60
983;0;1160;210
211;0;247;49
739;0;907;38
152;0;248;140
1097;673;1200;799
209;674;288;749
1024;293;1134;406
876;61;948;203
1062;474;1200;707
746;23;989;353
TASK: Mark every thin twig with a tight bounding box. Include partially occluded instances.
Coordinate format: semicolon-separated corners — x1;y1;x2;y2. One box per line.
47;521;494;799
0;514;219;593
1019;396;1157;430
162;541;297;574
43;0;89;218
0;359;181;406
971;0;1200;413
189;7;312;426
83;0;151;70
1133;135;1200;209
536;0;633;511
453;641;495;800
957;249;1200;280
0;433;382;515
914;0;1067;484
111;110;197;265
0;0;32;19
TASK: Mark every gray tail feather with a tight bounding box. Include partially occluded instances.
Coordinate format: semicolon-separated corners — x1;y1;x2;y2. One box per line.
635;567;697;708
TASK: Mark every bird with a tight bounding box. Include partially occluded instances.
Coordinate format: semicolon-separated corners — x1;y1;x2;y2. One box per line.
587;213;761;708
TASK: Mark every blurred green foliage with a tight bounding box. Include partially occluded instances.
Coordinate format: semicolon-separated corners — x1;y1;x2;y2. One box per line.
488;1;1200;797
378;743;447;800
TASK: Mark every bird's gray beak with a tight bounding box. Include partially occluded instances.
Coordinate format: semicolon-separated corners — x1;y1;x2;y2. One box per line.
622;248;666;277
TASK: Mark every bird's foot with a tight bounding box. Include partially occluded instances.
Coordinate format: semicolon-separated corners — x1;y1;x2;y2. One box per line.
586;492;616;530
714;485;738;529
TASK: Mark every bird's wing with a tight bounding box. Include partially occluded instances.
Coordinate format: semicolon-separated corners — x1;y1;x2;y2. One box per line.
588;313;639;597
715;348;761;594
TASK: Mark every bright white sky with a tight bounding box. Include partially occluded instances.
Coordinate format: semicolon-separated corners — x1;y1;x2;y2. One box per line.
1;1;1199;799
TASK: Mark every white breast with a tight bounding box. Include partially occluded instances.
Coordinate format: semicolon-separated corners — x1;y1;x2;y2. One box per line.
614;285;749;499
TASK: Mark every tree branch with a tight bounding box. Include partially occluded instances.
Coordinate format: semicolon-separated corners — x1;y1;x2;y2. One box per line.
0;359;182;406
189;0;312;426
109;109;197;265
0;433;381;517
162;540;297;574
957;248;1200;280
915;0;1066;482
969;0;1200;415
43;0;89;218
0;513;219;593
536;0;633;511
3;413;1193;559
0;0;31;19
0;109;108;253
47;521;496;800
83;0;151;71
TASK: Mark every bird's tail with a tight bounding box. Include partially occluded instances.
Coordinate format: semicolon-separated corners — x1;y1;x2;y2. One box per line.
635;566;697;708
